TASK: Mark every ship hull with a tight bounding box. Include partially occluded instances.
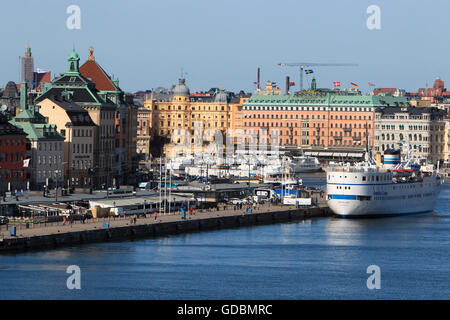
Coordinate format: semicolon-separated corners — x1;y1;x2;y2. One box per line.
329;192;440;218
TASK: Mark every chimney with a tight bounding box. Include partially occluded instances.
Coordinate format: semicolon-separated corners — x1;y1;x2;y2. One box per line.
20;82;28;110
286;76;290;95
257;67;260;90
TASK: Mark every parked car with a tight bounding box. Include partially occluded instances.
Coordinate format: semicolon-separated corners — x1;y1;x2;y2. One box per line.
0;216;9;225
228;198;247;205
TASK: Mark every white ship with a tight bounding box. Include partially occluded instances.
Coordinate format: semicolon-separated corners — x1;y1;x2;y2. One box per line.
289;156;321;173
326;148;443;218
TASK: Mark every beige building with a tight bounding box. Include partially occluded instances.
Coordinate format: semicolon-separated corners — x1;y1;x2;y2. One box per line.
139;78;249;157
374;106;446;163
36;49;118;188
37;97;96;187
137;106;152;159
444;116;450;163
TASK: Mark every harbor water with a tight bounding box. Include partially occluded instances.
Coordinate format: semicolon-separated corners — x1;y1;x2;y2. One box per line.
0;175;448;300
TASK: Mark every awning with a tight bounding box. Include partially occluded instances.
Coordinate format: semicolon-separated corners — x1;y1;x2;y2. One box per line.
332;152;348;157
347;153;363;157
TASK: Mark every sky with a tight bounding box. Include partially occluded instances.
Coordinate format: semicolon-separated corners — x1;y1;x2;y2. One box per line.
1;0;449;94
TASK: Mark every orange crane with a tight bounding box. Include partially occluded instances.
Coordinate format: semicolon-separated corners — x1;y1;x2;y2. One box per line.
277;62;358;91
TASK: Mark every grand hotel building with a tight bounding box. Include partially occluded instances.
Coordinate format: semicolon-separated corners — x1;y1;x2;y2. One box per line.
241;87;409;149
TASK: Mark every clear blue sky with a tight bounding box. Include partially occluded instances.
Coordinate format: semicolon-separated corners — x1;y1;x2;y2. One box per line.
1;0;449;94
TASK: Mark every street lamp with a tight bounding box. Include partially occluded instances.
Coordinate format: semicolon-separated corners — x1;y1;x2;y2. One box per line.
144;199;147;217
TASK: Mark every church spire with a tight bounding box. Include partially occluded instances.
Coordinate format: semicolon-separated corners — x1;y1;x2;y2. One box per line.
67;48;80;74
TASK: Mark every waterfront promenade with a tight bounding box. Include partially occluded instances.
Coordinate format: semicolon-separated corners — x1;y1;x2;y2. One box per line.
0;203;322;239
0;203;331;252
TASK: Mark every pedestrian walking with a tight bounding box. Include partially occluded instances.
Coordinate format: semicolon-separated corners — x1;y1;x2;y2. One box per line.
154;212;157;220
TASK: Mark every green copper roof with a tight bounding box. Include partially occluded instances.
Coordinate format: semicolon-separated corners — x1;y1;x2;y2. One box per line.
10;107;64;141
244;91;408;108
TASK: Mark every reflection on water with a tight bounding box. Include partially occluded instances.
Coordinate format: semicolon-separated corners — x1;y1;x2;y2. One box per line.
325;212;445;247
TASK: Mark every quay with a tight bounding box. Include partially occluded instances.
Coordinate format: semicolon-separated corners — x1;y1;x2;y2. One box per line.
0;203;331;253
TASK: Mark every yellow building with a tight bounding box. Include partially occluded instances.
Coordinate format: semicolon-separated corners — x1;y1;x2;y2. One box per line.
140;78;248;157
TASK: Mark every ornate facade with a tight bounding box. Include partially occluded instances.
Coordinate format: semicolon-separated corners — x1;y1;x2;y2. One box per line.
140;77;248;157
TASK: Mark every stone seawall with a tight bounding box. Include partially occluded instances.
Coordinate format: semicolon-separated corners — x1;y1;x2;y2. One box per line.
0;207;331;253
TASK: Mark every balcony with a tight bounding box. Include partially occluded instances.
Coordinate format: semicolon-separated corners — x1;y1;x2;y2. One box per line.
333;135;342;140
343;127;352;132
352;136;361;141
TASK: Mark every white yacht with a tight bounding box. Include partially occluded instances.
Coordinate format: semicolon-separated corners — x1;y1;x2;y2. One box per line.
290;156;321;173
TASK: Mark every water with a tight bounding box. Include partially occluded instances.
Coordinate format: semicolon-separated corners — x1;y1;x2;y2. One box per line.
0;178;449;300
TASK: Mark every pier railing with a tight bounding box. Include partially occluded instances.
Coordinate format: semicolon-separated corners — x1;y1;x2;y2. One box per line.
0;202;280;233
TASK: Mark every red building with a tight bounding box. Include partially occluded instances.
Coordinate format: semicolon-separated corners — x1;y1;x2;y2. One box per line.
407;78;450;102
0;113;29;193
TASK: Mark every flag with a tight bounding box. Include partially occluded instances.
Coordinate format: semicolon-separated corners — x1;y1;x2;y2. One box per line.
23;158;30;167
289;82;295;86
305;69;314;74
368;82;376;86
351;82;358;87
333;81;341;87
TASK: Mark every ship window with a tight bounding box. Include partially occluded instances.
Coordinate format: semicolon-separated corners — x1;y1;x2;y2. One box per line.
362;177;366;181
376;176;379;181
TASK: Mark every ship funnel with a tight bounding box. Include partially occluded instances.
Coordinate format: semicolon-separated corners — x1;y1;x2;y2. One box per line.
383;149;400;169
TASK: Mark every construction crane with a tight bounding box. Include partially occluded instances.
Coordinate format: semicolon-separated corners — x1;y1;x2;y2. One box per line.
277;62;358;91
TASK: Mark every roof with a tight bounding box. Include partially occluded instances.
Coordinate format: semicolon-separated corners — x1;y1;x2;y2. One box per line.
173;78;190;96
2;81;19;98
244;91;408;108
89;194;193;208
375;106;446;117
39;96;97;127
10;121;64;141
10;107;65;141
79;59;119;92
0;113;26;137
34;71;51;84
36;87;114;105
